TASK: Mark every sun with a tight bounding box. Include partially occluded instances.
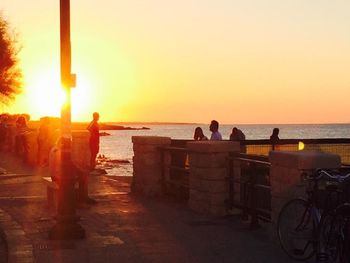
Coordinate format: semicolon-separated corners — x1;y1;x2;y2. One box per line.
26;68;92;120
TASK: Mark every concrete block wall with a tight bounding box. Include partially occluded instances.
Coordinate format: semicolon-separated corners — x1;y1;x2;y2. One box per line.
187;141;240;216
269;151;341;224
132;136;171;196
2;119;89;169
71;131;90;169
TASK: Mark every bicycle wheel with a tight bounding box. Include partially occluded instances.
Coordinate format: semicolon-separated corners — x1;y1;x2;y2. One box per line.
277;198;316;261
318;204;350;263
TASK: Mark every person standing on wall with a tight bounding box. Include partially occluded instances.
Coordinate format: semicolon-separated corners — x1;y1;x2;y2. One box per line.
87;112;100;170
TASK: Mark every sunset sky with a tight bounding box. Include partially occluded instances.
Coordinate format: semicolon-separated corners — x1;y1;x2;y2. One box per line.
1;0;350;124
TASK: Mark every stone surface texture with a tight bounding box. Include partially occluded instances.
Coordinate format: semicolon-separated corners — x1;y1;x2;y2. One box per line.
269;151;341;224
187;141;240;216
132;136;171;196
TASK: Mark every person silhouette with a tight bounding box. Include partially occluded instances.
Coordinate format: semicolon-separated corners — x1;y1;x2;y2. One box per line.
209;120;222;141
230;127;246;152
15;116;29;162
87;112;100;170
193;127;208;141
270;128;280;150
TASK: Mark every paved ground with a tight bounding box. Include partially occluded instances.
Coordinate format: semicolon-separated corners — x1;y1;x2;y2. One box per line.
0;153;300;263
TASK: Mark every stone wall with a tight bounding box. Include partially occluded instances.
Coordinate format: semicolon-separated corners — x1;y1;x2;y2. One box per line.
187;141;240;216
269;151;341;224
72;131;90;169
132;136;171;196
1;117;90;169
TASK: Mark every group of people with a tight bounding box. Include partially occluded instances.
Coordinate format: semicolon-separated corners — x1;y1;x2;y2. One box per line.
0;112;101;205
0;114;30;161
193;120;280;145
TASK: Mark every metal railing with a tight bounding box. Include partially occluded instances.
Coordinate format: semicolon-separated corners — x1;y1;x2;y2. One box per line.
227;152;271;229
158;138;350;207
242;138;350;165
159;140;190;200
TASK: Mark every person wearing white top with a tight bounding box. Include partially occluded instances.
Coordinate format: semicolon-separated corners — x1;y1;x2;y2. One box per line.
209;120;222;140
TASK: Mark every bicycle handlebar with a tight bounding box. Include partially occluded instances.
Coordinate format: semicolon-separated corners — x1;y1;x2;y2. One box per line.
306;169;350;183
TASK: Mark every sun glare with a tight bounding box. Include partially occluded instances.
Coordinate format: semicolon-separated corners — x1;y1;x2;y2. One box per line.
26;68;92;120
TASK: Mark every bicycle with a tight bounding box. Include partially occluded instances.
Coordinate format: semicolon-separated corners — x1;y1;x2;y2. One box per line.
277;168;350;261
317;179;350;263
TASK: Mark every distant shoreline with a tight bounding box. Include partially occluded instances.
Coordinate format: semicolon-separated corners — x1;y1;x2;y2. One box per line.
28;121;150;131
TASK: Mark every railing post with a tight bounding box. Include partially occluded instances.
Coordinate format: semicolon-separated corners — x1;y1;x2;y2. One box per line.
227;153;234;211
269;151;341;226
187;141;240;216
249;162;260;229
132;136;171;196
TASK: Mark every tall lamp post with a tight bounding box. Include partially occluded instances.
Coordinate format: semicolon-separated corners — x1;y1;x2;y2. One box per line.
49;0;85;240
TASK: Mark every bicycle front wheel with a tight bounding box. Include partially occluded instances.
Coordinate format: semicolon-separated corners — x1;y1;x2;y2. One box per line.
277;198;316;261
317;204;350;263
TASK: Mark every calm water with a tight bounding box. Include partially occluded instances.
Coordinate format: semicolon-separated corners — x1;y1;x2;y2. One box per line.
100;123;350;162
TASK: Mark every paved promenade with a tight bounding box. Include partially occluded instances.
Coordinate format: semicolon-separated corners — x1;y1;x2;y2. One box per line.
0;154;298;263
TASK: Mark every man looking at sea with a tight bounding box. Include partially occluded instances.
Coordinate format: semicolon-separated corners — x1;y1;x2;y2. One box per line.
209;120;222;140
87;112;100;170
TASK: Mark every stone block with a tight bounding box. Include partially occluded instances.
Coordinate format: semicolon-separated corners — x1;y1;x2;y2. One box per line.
209;205;227;217
209;192;229;206
269;151;341;169
133;153;162;166
133;144;159;154
133;162;162;175
189;153;228;168
190;189;209;202
188;199;210;214
202;179;229;193
132;136;171;145
189;176;202;191
190;167;227;181
187;141;240;153
270;165;304;198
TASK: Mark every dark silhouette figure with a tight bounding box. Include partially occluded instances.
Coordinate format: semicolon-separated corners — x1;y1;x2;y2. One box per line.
230;127;245;141
15;116;29;162
87;112;100;170
230;127;246;152
0;114;8;151
49;138;96;204
37;117;50;166
209;120;222;140
270;128;280;150
193;127;208;141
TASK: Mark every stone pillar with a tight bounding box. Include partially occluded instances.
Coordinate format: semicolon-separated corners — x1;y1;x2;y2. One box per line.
72;131;90;169
132;136;171;196
187;141;240;216
269;151;341;224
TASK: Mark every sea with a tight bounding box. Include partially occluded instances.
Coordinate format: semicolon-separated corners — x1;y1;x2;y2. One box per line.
100;123;350;176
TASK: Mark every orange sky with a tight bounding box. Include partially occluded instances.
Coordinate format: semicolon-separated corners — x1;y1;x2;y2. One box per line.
1;1;350;124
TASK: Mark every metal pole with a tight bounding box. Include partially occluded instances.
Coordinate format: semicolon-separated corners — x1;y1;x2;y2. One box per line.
49;0;85;240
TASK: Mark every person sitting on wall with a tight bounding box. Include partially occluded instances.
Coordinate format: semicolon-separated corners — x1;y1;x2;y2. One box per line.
193;127;208;141
209;120;222;141
230;127;245;141
270;128;280;151
49;138;97;204
230;127;246;152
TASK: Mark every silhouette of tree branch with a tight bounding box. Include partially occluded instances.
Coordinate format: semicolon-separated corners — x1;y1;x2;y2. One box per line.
0;14;22;104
